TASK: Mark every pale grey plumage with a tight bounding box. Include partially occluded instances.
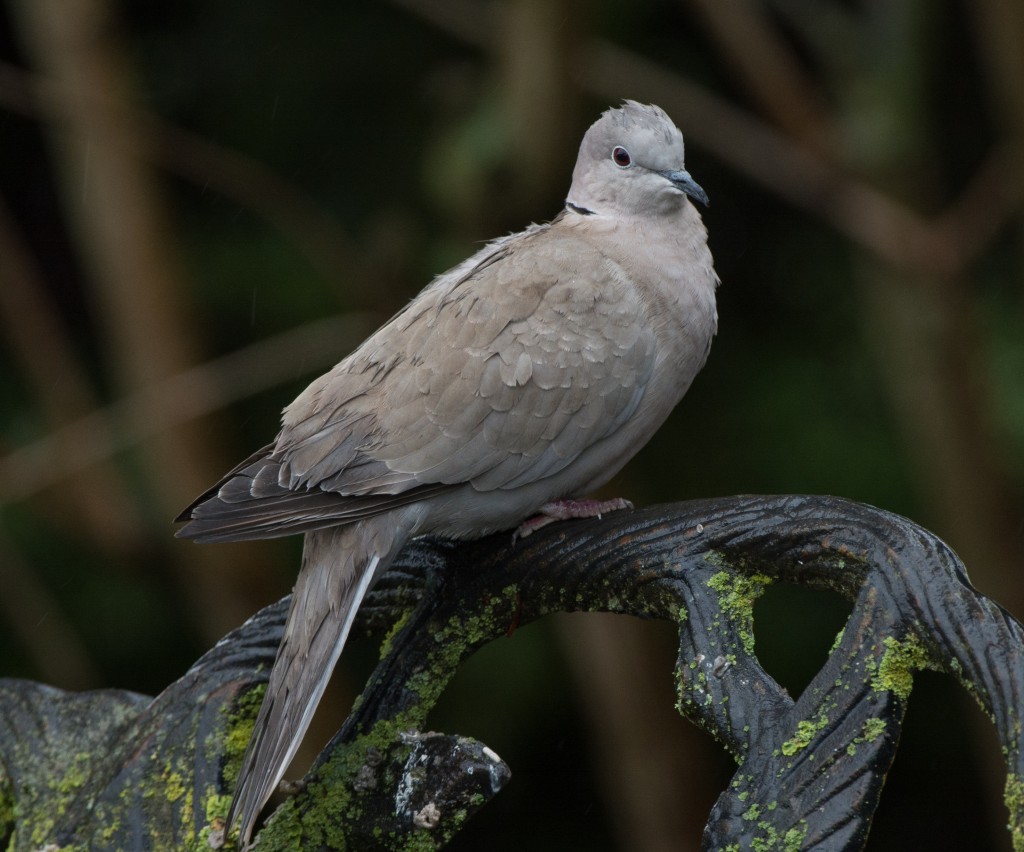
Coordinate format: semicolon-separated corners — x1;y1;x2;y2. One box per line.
176;100;719;846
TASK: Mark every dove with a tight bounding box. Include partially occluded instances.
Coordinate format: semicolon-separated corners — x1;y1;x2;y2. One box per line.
175;100;719;846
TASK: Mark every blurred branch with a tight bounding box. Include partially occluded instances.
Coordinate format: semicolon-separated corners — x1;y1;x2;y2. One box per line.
0;60;360;294
0;523;99;690
682;0;834;154
0;21;385;644
8;0;296;642
496;0;578;210
970;0;1024;168
969;0;1024;257
389;0;491;46
767;0;859;78
0;313;377;507
857;261;1022;608
935;142;1024;263
580;39;1023;275
0;194;146;550
9;0;218;498
557;615;716;852
392;0;1024;276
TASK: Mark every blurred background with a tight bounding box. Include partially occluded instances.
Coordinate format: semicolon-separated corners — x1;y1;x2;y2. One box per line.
0;0;1022;848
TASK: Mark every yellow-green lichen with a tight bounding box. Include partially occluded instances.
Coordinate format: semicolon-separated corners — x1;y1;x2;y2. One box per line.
154;752;198;847
705;568;772;654
197;790;233;849
205;790;232;823
735;814;809;851
378;607;415;660
780;715;829;757
846;717;888;756
947;656;996;722
57;752;91;800
871;634;935;701
164;771;187;804
406;584;521;717
31;749;95;847
254;716;421;849
781;823;809;852
1004;774;1024;852
0;794;12;842
222;684;266;788
99;815;122;845
862;717;886;742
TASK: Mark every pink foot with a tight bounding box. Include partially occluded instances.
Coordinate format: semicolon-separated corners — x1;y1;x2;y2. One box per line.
513;497;634;542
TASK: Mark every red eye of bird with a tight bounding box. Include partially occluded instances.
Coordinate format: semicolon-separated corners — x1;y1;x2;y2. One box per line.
612;146;632;167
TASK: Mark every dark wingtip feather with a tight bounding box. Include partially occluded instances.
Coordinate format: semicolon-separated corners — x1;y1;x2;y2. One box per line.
173;442;449;544
173;443;278;528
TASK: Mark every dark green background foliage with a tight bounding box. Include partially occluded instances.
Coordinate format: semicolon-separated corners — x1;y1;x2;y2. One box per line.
0;1;1021;849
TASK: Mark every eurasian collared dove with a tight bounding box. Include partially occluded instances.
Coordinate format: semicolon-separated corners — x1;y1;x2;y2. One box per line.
176;100;719;846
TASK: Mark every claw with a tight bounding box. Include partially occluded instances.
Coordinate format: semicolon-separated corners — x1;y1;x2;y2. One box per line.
513;497;634;542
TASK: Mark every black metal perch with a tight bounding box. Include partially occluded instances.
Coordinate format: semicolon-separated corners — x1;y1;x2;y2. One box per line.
2;495;1022;850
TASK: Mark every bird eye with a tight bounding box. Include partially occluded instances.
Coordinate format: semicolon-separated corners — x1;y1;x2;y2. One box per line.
611;146;632;168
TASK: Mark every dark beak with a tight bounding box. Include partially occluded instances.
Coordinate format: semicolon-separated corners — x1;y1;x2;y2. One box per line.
660;169;709;207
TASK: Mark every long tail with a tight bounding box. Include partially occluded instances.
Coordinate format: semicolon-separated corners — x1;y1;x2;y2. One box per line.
227;510;417;847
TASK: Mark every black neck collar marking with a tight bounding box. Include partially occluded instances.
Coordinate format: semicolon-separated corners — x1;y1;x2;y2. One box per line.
566;201;595;216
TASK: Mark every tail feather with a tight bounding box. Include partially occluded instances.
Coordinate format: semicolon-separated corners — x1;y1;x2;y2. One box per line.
227;512;417;847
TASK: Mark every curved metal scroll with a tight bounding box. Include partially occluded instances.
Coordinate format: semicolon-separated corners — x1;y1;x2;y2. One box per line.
0;495;1021;850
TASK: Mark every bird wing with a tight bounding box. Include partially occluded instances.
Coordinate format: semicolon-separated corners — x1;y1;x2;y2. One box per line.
176;222;657;542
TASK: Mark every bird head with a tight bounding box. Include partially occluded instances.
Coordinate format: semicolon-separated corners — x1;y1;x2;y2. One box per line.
567;100;708;217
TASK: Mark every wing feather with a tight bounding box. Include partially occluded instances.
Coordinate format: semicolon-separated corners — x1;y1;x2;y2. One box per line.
178;221;658;540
